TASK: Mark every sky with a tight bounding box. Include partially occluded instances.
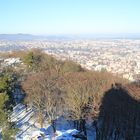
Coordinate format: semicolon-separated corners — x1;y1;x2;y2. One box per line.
0;0;140;35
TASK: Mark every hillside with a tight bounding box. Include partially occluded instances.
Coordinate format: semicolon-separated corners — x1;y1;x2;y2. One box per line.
0;50;140;140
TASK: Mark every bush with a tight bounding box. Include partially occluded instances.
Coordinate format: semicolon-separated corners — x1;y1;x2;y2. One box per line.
61;60;84;73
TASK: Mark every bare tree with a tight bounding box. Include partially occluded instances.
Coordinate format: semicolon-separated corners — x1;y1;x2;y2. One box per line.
22;71;65;129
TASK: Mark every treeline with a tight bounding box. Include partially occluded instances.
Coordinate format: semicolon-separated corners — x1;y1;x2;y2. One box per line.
18;50;126;133
1;49;140;139
21;50;140;139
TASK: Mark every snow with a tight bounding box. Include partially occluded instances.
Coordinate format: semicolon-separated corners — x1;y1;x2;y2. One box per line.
10;103;97;140
4;58;21;66
56;129;79;140
11;104;81;140
11;104;40;140
29;129;79;140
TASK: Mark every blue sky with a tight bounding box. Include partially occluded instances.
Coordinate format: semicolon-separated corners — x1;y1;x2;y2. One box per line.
0;0;140;35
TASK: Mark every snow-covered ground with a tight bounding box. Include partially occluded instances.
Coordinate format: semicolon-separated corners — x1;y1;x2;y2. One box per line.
11;104;39;140
11;104;87;140
10;103;97;140
1;58;22;67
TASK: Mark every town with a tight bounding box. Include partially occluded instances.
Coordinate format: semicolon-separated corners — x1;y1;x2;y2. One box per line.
1;39;140;81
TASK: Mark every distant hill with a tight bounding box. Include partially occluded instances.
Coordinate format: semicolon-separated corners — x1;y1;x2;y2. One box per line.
0;33;140;41
0;34;41;41
0;34;76;41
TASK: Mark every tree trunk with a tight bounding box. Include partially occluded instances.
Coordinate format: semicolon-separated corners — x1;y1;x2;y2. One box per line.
51;120;56;133
38;112;43;128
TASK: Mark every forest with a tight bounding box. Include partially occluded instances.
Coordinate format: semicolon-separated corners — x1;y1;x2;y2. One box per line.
0;49;140;140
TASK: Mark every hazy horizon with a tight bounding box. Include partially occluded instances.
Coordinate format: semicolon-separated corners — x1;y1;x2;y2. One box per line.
1;33;140;40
